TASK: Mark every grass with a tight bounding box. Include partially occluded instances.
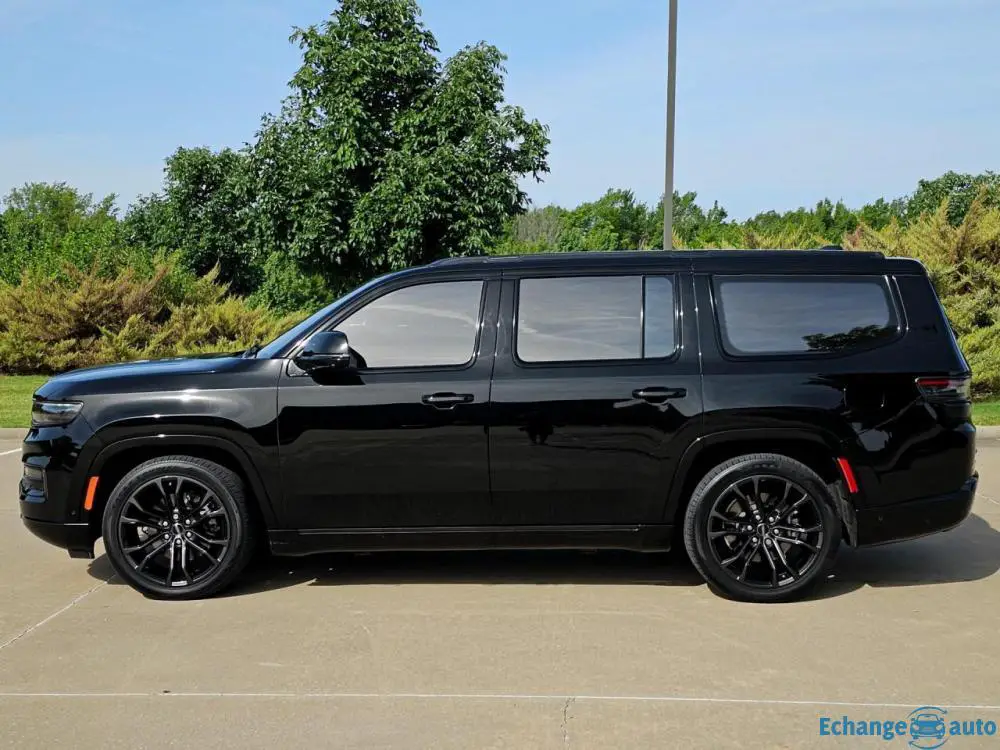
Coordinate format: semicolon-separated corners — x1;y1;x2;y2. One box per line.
974;400;1000;427
0;375;48;428
1;374;999;429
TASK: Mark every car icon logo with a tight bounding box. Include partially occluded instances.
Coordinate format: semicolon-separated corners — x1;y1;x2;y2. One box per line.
908;706;948;749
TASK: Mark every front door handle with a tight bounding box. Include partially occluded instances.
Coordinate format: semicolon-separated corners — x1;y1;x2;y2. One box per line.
421;392;475;409
632;386;687;403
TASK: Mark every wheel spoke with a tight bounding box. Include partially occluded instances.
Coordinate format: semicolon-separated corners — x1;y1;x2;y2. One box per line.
773;534;820;553
166;542;176;585
720;537;753;567
737;540;761;581
710;509;735;524
709;528;750;540
188;529;229;547
123;534;165;554
776;494;808;521
774;523;822;535
186;538;220;564
125;497;167;526
771;539;798;581
135;545;162;572
180;541;191;583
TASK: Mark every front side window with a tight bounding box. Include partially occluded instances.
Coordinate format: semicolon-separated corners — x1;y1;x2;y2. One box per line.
336;280;484;368
713;275;897;356
515;274;677;363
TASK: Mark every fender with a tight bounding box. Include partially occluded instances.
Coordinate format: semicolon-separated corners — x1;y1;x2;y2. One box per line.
86;433;280;528
664;426;858;541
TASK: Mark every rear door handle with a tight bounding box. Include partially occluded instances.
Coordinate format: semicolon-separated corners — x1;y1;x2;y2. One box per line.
421;392;475;409
632;387;687;402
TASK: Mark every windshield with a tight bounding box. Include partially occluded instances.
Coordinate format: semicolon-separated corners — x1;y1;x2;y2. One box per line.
255;272;394;359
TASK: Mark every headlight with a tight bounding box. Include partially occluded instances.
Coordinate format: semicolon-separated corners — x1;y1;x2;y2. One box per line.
31;400;83;427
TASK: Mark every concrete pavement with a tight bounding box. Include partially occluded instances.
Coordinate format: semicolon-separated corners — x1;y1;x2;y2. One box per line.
2;434;1000;748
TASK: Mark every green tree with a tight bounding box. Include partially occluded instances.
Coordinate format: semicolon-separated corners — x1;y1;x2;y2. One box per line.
557;189;655;251
124;147;258;295
0;182;133;283
905;170;1000;226
245;0;549;288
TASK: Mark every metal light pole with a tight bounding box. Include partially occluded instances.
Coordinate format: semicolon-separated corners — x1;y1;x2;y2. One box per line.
663;0;678;250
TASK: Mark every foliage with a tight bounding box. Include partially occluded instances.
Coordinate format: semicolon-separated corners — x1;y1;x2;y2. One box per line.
248;251;331;315
0;260;301;375
845;192;1000;396
0;183;146;283
904;170;1000;226
245;0;549;288
125;147;259;295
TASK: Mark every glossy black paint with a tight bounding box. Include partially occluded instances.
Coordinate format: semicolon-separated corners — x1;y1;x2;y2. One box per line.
19;249;977;561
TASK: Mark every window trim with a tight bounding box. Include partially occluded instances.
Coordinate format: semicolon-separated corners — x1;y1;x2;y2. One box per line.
710;273;904;361
311;278;489;373
511;272;681;368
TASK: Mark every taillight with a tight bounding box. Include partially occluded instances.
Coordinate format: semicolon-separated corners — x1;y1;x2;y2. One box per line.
915;376;971;402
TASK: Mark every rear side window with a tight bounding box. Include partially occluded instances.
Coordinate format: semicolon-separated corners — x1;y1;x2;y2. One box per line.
713;275;897;356
516;275;676;363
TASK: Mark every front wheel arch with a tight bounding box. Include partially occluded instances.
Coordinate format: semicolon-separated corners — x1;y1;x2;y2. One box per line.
85;435;277;539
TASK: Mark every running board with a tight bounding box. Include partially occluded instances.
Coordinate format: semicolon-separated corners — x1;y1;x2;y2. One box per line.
269;525;675;556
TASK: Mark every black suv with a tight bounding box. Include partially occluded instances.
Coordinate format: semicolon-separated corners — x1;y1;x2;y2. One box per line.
20;250;978;602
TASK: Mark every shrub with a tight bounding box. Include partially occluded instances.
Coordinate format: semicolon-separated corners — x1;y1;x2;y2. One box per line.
845;192;1000;397
0;259;304;375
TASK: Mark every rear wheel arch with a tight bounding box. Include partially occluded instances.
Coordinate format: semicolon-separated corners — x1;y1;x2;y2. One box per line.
85;435;277;539
667;429;849;527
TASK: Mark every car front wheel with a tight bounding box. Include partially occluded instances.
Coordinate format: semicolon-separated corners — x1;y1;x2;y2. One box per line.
101;456;256;599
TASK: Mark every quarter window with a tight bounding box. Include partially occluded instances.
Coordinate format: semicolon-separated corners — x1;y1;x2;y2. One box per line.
713;276;896;355
336;281;483;368
515;275;677;363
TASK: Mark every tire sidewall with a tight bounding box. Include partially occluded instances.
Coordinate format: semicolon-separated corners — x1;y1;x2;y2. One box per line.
687;456;840;602
102;459;247;599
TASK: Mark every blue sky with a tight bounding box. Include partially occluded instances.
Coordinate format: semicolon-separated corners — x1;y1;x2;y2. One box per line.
1;0;998;219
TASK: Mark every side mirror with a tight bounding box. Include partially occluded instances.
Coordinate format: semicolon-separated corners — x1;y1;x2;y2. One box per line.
294;331;351;371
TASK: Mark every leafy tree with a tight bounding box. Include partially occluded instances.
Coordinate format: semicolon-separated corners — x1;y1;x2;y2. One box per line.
557;189;653;251
245;0;549;288
905;170;1000;226
0;182;136;283
124;147;258;295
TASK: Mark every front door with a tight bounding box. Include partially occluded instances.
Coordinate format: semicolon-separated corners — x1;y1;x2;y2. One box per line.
488;270;702;525
277;275;499;529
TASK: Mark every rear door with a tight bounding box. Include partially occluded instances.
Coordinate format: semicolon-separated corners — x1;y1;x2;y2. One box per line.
488;268;703;525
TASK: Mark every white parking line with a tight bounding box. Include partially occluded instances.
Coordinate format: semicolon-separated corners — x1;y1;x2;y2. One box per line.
0;692;998;710
0;448;20;456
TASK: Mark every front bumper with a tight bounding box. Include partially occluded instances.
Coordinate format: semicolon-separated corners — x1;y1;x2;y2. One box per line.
21;517;96;559
855;473;978;546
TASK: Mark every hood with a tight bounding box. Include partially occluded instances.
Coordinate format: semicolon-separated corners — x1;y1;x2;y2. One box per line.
35;352;247;399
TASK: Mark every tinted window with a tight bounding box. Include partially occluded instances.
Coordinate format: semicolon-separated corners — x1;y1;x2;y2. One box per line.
336;281;483;368
643;276;676;358
516;275;676;362
714;276;896;355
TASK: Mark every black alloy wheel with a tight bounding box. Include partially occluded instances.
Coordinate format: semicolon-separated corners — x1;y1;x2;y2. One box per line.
683;453;841;603
102;456;256;599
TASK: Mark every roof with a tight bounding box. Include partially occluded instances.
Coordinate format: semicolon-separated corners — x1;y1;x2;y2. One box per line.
424;249;923;274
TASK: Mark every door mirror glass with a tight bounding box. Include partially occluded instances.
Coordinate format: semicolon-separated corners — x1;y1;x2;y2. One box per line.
295;331;351;371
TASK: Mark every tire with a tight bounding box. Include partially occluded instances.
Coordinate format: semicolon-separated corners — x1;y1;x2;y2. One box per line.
683;453;841;603
101;455;257;599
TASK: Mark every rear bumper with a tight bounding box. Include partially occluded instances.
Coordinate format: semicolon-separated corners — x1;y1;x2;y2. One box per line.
21;517;96;559
855;473;978;546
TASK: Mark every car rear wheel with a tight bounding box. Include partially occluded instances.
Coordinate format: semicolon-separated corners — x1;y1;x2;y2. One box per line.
102;456;256;599
683;453;841;603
